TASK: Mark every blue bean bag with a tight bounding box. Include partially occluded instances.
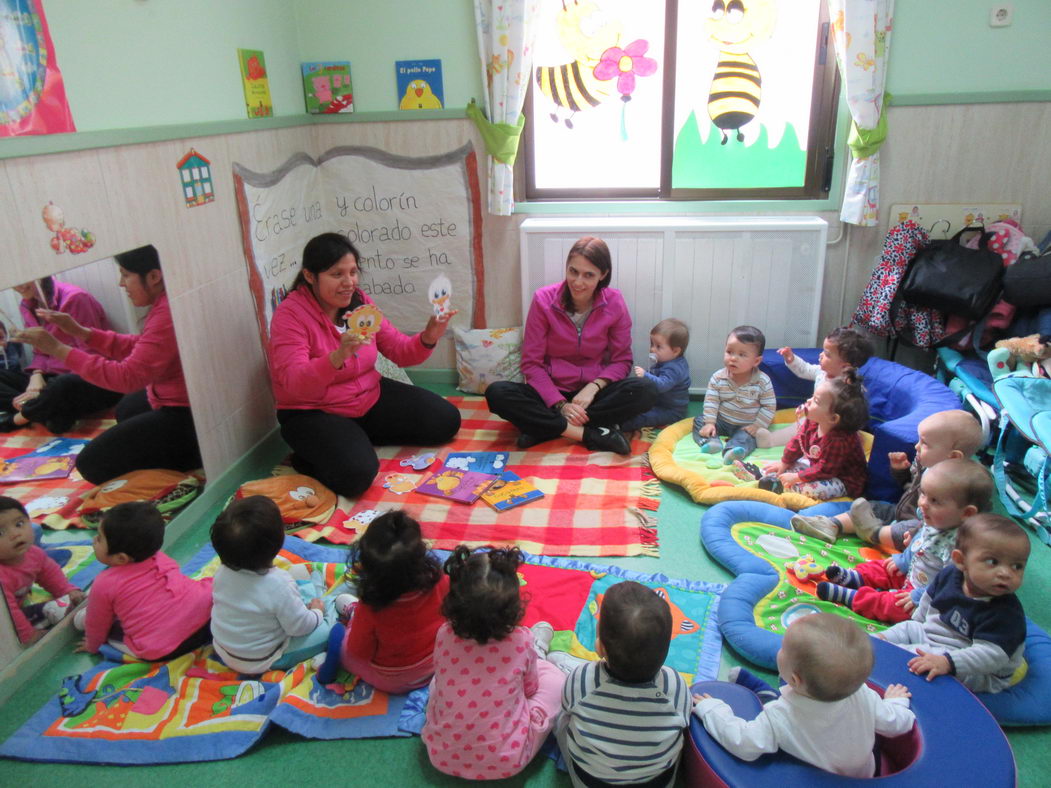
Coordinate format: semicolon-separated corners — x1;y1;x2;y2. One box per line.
761;350;962;502
701;499;1051;726
685;638;1016;785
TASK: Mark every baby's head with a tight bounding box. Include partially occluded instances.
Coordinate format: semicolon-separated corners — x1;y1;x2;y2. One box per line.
596;581;672;683
441;546;525;644
915;410;984;469
649;318;689;363
952;513;1030;598
0;496;33;566
917;458;993;531
95;501;165;566
778;613;872;701
210;495;284;572
724;325;765;380
350;510;441;610
820;327;873;379
806;369;869;433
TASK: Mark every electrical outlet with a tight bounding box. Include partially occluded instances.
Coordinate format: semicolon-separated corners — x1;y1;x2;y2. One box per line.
989;4;1013;27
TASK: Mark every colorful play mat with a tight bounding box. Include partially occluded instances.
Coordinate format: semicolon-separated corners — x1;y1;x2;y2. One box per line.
648;411;872;510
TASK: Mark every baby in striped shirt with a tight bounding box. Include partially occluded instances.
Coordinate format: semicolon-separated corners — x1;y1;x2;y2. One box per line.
556;581;692;787
693;325;776;463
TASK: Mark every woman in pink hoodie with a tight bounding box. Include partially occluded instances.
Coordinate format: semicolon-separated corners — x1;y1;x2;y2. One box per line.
0;276;119;433
14;245;200;484
486;236;656;455
268;232;459;497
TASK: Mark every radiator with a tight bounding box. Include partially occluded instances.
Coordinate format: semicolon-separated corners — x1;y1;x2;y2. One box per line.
520;217;828;393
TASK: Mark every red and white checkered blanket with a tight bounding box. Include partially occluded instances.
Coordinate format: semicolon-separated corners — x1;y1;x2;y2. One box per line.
294;397;662;557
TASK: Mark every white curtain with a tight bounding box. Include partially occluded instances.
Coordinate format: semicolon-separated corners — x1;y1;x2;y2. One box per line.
472;0;540;216
828;0;895;226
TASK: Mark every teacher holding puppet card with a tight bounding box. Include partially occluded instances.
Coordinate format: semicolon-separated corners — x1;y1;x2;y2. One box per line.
269;232;460;497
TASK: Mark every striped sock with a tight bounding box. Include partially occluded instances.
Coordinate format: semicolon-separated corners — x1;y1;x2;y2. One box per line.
824;564;862;588
817;581;856;607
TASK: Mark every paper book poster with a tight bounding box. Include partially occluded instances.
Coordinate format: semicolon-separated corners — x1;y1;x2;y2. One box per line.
415;469;496;504
396;59;443;110
0;454;75;484
442;451;509;475
238;48;273;118
302;61;354;114
480;472;545;512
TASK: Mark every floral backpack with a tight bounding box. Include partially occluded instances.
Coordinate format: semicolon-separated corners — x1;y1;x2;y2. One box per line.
851;220;945;348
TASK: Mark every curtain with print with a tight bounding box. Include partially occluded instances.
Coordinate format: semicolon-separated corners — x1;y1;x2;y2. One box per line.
828;0;894;226
471;0;540;215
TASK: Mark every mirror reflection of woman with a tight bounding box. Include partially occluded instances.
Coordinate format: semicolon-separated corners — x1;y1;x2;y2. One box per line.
486;236;657;455
269;232;460;498
0;276;119;433
13;246;201;484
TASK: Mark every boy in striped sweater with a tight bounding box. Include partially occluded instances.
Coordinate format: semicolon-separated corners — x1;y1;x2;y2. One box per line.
693;325;776;463
556;581;692;787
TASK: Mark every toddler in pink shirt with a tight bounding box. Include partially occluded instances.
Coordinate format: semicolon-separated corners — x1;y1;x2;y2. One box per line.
73;501;212;660
423;546;565;780
0;495;84;644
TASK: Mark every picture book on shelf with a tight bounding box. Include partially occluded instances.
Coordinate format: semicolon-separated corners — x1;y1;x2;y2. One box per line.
237;48;273;118
414;469;497;504
480;472;545;512
442;451;509;475
301;61;354;114
395;59;444;110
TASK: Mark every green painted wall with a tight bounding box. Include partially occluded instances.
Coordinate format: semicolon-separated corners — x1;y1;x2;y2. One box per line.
44;0;307;129
293;0;481;113
887;0;1051;98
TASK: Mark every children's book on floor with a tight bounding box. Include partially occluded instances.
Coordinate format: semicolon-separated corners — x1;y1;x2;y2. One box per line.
301;61;353;114
480;472;544;512
442;451;509;475
0;453;76;483
414;468;496;504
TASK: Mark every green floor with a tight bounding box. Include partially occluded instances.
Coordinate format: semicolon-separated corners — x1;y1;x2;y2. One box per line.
2;393;1050;786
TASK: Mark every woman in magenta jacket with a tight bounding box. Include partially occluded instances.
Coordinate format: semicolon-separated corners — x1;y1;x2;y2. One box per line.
14;245;201;484
269;232;460;498
0;276;119;433
486;236;656;455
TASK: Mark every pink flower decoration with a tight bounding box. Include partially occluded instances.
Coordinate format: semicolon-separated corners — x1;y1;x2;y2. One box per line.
594;39;658;97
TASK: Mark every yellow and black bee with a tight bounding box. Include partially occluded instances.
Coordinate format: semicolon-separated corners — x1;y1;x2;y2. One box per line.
704;0;776;144
535;62;611;128
533;0;619;129
707;53;762;144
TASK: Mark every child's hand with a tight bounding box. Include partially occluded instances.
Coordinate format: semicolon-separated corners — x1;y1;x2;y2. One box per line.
793;403;806;421
883;683;911;700
743;423;759;436
888;451;911;471
901;529;913;548
73;637;92;653
908;649;951;680
633;365;645;378
894;590;916;612
68;588;86;605
779;472;800;488
777;347;796;364
762;461;787;475
692;693;713;704
884;557;902;575
699;423;717;438
307;598;325;612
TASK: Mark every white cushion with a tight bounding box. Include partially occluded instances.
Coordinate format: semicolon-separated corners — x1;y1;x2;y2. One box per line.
453;326;523;394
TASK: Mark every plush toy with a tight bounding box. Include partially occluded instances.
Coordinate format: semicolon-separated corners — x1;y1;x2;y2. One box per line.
993;334;1051;378
785;555;824;582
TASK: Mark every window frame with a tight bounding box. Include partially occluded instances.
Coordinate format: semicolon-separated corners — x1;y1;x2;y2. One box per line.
522;0;841;203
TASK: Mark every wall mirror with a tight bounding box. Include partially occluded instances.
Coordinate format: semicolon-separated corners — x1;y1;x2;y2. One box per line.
0;249;203;655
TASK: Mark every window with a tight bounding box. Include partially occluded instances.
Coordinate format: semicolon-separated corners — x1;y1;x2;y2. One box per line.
523;0;839;201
